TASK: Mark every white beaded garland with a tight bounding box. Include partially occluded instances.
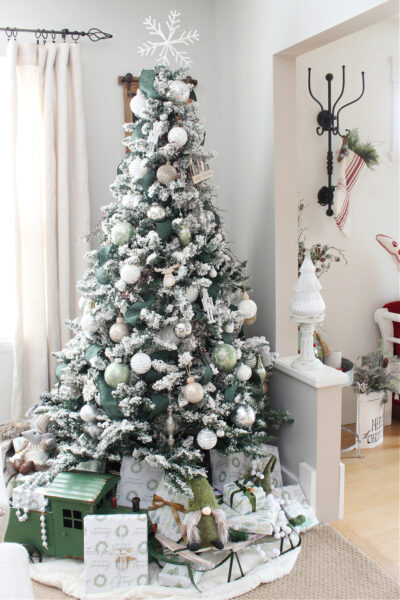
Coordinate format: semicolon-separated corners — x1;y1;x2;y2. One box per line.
197;428;217;450
120;263;141;284
130;351;152;374
168;126;188;147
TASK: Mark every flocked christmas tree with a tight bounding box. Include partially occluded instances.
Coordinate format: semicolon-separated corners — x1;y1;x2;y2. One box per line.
28;66;291;497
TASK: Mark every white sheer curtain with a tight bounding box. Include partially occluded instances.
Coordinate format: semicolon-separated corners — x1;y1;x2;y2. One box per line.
1;41;90;418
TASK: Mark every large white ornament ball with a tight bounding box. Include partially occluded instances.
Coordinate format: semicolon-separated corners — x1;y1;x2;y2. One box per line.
185;285;199;303
129;157;149;181
80;404;98;423
234;405;256;427
174;321;192;339
197;428;217;450
109;317;129;343
183;378;204;404
122;192;142;209
129;90;147;118
130;351;152;375
156;162;178;185
120;263;141;284
111;222;134;246
168;80;190;102
168;127;188;147
236;363;252;382
147;203;166;222
81;314;100;334
104;362;130;388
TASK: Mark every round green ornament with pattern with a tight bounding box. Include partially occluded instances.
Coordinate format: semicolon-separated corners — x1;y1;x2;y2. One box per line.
212;343;238;371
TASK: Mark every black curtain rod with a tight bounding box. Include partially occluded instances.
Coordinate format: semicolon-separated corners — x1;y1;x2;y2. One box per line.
0;26;112;42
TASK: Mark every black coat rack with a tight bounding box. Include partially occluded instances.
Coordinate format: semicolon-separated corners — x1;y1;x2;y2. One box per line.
308;65;365;216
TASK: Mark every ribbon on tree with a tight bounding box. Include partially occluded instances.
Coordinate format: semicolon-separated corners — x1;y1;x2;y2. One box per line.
139;69;163;99
156;220;173;242
131;122;146;142
85;344;103;364
147;494;186;540
139;394;169;419
199;356;213;385
141;169;156;193
124;290;154;327
143;350;179;383
224;382;237;401
116;154;131;175
97;374;124;419
97;245;115;266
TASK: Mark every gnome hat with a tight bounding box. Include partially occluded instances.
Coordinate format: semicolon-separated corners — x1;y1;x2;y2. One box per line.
187;476;219;511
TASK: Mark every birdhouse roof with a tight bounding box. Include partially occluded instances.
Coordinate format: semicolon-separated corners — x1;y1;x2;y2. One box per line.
45;471;118;503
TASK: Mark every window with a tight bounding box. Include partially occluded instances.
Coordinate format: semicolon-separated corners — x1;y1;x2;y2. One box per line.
63;508;83;529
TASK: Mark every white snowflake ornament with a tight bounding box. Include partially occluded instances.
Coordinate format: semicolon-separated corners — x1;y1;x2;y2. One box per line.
138;10;200;68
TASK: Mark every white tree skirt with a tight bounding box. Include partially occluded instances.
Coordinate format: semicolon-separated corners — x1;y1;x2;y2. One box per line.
30;539;300;600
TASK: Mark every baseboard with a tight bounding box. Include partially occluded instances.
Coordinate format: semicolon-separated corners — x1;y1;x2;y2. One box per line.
280;465;298;485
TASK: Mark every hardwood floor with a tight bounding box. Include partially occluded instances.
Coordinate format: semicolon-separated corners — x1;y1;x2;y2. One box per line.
331;419;400;581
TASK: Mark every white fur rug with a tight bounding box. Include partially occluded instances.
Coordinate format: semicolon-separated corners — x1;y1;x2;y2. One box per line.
30;539;300;600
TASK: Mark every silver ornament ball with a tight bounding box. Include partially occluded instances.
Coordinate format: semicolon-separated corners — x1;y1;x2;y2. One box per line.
168;80;190;102
234;405;256;427
156;162;178;185
174;321;192;339
183;378;204;404
109;317;129;343
197;429;217;450
80;404;98;423
147;203;166;222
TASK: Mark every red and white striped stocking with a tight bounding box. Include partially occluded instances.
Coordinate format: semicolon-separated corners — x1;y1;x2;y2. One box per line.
334;149;366;236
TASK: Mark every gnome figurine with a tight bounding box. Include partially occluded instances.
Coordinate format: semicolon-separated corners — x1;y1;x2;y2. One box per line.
182;476;228;551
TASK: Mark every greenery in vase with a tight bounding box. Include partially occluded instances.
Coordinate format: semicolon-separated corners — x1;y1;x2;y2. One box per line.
352;345;398;395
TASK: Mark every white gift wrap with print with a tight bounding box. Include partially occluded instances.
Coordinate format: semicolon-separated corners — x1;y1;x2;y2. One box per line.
148;477;187;542
220;494;281;535
84;513;148;594
116;456;163;509
12;487;48;511
274;484;318;532
211;445;282;489
222;480;266;515
159;563;202;589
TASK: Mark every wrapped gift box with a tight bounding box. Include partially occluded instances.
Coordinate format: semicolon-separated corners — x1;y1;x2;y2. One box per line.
12;487;48;511
159;563;202;589
222;480;266;514
211;445;282;490
274;484;318;531
116;456;163;509
148;477;187;542
221;492;281;535
84;513;148;593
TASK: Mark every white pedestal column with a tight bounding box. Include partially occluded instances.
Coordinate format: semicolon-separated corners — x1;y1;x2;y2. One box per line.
269;356;347;522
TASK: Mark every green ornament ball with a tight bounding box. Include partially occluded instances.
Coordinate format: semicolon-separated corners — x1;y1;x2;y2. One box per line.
212;343;238;371
111;222;134;246
104;362;131;388
96;266;110;285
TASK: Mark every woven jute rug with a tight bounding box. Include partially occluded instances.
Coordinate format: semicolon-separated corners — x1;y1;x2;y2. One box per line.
32;524;400;600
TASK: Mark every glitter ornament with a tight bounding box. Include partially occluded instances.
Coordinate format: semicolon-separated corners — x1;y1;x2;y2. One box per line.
174;321;192;339
129;90;147;118
111;222;134;246
212;343;237;371
120;263;141;284
81;314;100;334
224;321;234;334
156;161;178;185
104;362;130;388
185;285;199;303
183;377;204;404
109;317;129;342
177;225;191;247
147;203;166;222
128;157;149;181
168;126;188;147
79;404;98;423
235;363;252;382
238;291;257;325
168;80;190;102
130;351;152;374
197;428;217;450
234;405;256;427
122;192;142;209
